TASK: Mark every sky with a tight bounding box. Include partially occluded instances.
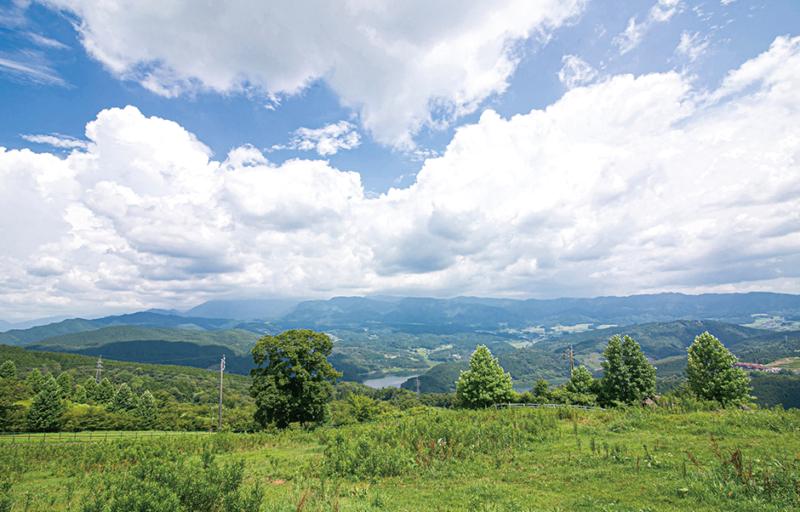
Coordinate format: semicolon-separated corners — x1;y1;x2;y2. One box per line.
1;0;799;321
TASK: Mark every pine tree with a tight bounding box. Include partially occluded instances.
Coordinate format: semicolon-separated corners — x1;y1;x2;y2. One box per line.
136;390;158;429
73;385;88;404
456;345;514;409
109;383;137;412
26;369;44;393
566;365;596;394
0;360;17;381
95;378;114;403
686;332;752;406
600;335;656;406
83;377;98;401
26;375;64;432
56;373;73;399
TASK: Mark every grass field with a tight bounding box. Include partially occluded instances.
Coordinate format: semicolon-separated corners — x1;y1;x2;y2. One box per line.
0;430;214;444
1;406;798;511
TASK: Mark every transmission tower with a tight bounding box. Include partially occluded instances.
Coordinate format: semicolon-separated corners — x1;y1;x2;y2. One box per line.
562;345;574;376
95;356;103;383
415;376;420;399
218;355;226;430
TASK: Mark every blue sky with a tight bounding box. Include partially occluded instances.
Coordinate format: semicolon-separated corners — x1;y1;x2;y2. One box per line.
1;0;799;321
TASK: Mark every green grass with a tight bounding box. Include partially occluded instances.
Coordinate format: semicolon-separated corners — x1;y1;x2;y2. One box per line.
1;407;799;511
0;430;214;444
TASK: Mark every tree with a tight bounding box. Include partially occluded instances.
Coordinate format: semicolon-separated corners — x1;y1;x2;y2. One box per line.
73;385;88;404
600;335;656;406
347;394;379;422
0;360;17;381
83;377;98;401
456;345;514;409
109;383;137;412
27;374;65;432
56;372;73;399
566;365;596;394
250;329;342;428
26;369;44;393
685;332;752;406
136;390;158;429
95;378;114;403
532;378;550;399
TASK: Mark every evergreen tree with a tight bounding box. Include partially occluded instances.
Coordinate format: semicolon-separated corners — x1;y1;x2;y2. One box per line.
26;375;64;432
0;360;17;381
83;377;98;401
686;332;752;406
25;369;44;393
532;378;550;399
73;385;88;404
96;378;114;403
109;383;137;412
456;345;514;409
136;390;158;428
566;365;596;394
56;372;73;399
600;335;656;406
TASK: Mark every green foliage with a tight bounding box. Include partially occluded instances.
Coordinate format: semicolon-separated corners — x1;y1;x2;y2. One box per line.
0;379;30;431
137;390;158;428
83;376;97;400
750;371;800;409
532;378;550;398
456;345;514;409
0;360;16;381
347;394;379;423
600;335;656;405
25;368;44;393
26;374;65;432
110;383;138;412
250;329;342;428
686;332;752;406
56;372;73;398
96;377;115;403
565;365;595;394
73;384;88;404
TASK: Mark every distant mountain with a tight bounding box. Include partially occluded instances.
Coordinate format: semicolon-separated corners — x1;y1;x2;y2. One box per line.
23;326;262;374
183;299;300;319
0;319;103;346
274;292;800;332
92;312;240;331
0;315;75;333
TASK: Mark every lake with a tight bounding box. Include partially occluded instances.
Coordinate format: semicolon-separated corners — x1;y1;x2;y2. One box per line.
362;374;420;389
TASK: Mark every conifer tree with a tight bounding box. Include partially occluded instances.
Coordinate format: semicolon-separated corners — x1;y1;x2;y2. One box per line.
0;360;16;381
566;365;596;394
136;390;158;428
456;345;514;409
109;383;137;412
26;369;44;393
96;378;114;403
56;373;73;399
26;374;64;432
600;335;656;406
83;377;98;401
73;384;87;404
686;332;752;406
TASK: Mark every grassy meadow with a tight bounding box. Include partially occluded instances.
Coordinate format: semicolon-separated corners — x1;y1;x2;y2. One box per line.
1;405;798;511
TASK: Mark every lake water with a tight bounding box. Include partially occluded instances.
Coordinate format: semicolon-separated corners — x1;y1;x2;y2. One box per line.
362;374;419;389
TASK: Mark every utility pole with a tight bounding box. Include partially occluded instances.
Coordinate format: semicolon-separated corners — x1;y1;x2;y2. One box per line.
95;356;103;383
218;355;225;430
415;377;420;399
563;345;574;377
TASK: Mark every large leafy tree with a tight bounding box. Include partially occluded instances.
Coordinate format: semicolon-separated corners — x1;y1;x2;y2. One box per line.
27;374;65;432
600;335;656;406
456;345;514;409
685;332;751;406
566;365;596;394
250;329;341;428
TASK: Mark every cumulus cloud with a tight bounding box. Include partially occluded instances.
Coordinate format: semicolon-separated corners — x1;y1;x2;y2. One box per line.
35;0;586;149
2;35;800;317
557;54;598;88
614;0;681;54
273;121;361;156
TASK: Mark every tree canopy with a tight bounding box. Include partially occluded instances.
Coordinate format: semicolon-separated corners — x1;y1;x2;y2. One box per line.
27;374;65;432
456;345;514;409
685;331;751;406
600;335;656;405
250;329;341;428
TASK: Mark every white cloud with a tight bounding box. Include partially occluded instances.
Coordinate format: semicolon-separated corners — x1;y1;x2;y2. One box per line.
273;121;361;156
676;31;710;62
721;0;736;5
36;0;587;149
0;54;66;86
614;0;682;54
2;35;800;317
22;134;88;149
557;54;598;88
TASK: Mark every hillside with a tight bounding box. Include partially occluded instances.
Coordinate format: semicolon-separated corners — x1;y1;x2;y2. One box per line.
0;319;103;346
